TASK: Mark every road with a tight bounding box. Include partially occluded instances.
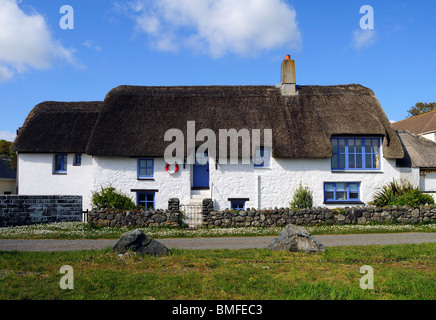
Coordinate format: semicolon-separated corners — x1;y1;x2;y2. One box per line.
0;233;435;251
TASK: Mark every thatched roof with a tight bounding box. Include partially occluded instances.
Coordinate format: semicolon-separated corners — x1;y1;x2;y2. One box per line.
85;84;404;159
396;130;436;168
13;101;102;153
14;84;404;159
392;110;436;135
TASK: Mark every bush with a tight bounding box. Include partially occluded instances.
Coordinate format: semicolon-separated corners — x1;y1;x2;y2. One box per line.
290;182;313;209
370;179;434;207
91;186;136;210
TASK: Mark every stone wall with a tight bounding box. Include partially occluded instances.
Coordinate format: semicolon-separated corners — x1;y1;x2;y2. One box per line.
0;195;83;227
88;198;180;228
201;200;436;228
88;208;180;228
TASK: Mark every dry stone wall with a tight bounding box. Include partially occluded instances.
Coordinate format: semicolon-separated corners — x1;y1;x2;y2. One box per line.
201;199;436;228
87;198;180;228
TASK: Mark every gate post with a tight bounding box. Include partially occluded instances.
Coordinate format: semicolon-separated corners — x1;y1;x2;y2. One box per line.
168;198;180;213
202;198;214;216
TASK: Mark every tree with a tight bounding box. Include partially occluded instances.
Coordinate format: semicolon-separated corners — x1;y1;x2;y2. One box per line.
0;140;17;170
406;102;436;118
0;140;11;154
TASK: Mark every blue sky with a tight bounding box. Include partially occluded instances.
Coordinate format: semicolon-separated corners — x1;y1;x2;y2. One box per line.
0;0;435;141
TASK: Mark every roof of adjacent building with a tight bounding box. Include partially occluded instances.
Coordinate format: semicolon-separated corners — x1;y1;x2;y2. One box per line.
13;84;404;160
396;130;436;168
0;161;16;180
392;110;436;135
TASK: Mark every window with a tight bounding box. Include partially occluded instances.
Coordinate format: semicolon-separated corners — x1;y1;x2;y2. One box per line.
324;182;361;203
73;154;82;166
331;138;380;170
54;154;68;173
254;147;271;168
231;200;246;210
138;159;154;178
137;192;155;209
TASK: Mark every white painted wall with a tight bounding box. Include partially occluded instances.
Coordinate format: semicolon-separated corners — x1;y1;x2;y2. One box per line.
92;155;420;210
209;156;419;210
420;170;436;191
18;152;422;211
421;132;436;142
92;157;192;210
18;153;94;210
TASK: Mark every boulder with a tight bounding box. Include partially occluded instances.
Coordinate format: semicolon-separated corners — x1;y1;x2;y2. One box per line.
113;229;171;257
268;224;326;253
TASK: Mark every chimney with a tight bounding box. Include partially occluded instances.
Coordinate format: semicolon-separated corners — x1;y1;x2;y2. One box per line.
280;54;297;96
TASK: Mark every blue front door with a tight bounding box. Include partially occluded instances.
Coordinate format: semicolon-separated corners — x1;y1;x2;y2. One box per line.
193;151;209;188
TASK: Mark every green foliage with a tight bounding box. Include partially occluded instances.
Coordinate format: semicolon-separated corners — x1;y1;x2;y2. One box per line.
370;179;435;207
0;140;11;154
290;182;313;209
91;186;136;210
395;189;435;207
406;102;436;118
0;139;16;170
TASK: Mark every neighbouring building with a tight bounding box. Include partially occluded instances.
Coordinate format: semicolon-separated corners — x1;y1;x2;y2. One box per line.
392;110;436;142
396;130;436;196
15;55;431;212
0;161;16;194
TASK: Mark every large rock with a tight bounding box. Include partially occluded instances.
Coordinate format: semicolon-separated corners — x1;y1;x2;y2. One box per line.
268;224;326;253
113;229;171;257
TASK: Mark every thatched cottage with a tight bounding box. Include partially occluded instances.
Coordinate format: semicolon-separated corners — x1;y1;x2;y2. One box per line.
13;56;429;212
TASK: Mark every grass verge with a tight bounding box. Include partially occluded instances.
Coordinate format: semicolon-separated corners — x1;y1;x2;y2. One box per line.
0;222;435;240
0;243;434;300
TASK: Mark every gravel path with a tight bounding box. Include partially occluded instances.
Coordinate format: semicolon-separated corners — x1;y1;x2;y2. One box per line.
0;233;434;252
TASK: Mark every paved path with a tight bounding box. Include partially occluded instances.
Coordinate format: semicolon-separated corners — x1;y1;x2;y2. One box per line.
0;233;434;252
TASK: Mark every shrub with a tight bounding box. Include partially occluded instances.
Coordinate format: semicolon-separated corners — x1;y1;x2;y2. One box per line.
395;189;435;207
370;179;434;207
290;182;313;209
91;186;136;210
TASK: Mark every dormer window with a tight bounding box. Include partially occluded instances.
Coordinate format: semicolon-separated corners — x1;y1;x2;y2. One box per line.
331;137;380;171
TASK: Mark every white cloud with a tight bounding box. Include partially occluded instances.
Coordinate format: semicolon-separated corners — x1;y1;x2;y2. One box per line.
0;0;80;81
125;0;301;57
83;40;101;51
352;29;378;49
0;130;17;142
0;65;13;82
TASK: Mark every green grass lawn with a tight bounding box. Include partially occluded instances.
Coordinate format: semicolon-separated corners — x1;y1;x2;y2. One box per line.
0;243;434;300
